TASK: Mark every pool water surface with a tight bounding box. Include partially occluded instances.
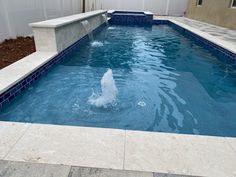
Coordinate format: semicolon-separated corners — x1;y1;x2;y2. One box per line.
1;25;236;137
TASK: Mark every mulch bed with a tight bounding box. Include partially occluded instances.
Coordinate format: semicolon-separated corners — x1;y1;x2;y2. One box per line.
0;36;36;69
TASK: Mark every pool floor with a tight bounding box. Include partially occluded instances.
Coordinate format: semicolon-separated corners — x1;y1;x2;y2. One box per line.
1;25;236;137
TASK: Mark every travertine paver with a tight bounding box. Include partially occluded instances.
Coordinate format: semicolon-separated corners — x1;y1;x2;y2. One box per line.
0;160;70;177
1;121;236;177
5;124;125;170
124;131;236;177
0;122;30;159
225;137;236;154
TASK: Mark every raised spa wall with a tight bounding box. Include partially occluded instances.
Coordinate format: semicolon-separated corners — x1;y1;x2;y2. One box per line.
30;10;107;53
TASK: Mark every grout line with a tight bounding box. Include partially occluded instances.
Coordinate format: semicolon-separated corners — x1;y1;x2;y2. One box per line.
122;130;126;170
67;166;73;177
2;123;32;160
225;138;236;155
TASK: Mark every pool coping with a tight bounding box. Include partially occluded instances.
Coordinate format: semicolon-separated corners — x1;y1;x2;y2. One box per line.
30;10;107;28
1;14;236;177
0;121;236;177
0;52;57;94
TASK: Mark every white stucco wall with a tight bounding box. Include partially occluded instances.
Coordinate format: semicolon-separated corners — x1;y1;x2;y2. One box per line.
93;0;188;16
0;0;188;42
0;0;82;42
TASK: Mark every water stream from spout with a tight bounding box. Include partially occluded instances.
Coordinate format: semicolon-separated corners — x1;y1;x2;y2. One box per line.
81;20;94;41
102;14;108;26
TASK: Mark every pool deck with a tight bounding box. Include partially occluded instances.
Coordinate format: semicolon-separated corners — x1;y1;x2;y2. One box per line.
1;121;236;177
1;17;236;177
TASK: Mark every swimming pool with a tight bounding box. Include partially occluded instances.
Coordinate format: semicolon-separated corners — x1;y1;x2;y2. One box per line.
1;24;236;137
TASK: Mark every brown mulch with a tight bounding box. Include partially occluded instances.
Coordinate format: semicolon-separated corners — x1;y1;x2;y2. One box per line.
0;36;36;69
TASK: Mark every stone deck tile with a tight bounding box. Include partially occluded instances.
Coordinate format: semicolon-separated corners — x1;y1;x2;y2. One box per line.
124;130;236;177
0;121;30;159
4;124;125;170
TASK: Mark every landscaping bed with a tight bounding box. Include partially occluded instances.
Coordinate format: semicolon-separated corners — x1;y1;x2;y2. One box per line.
0;36;35;69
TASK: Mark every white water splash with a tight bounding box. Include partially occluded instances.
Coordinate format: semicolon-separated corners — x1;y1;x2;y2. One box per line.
91;41;104;47
88;69;118;108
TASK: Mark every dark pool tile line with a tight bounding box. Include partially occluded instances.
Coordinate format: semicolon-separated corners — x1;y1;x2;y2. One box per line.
153;19;236;62
0;23;107;111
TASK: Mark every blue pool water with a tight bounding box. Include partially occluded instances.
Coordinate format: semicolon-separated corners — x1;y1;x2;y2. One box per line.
1;25;236;137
